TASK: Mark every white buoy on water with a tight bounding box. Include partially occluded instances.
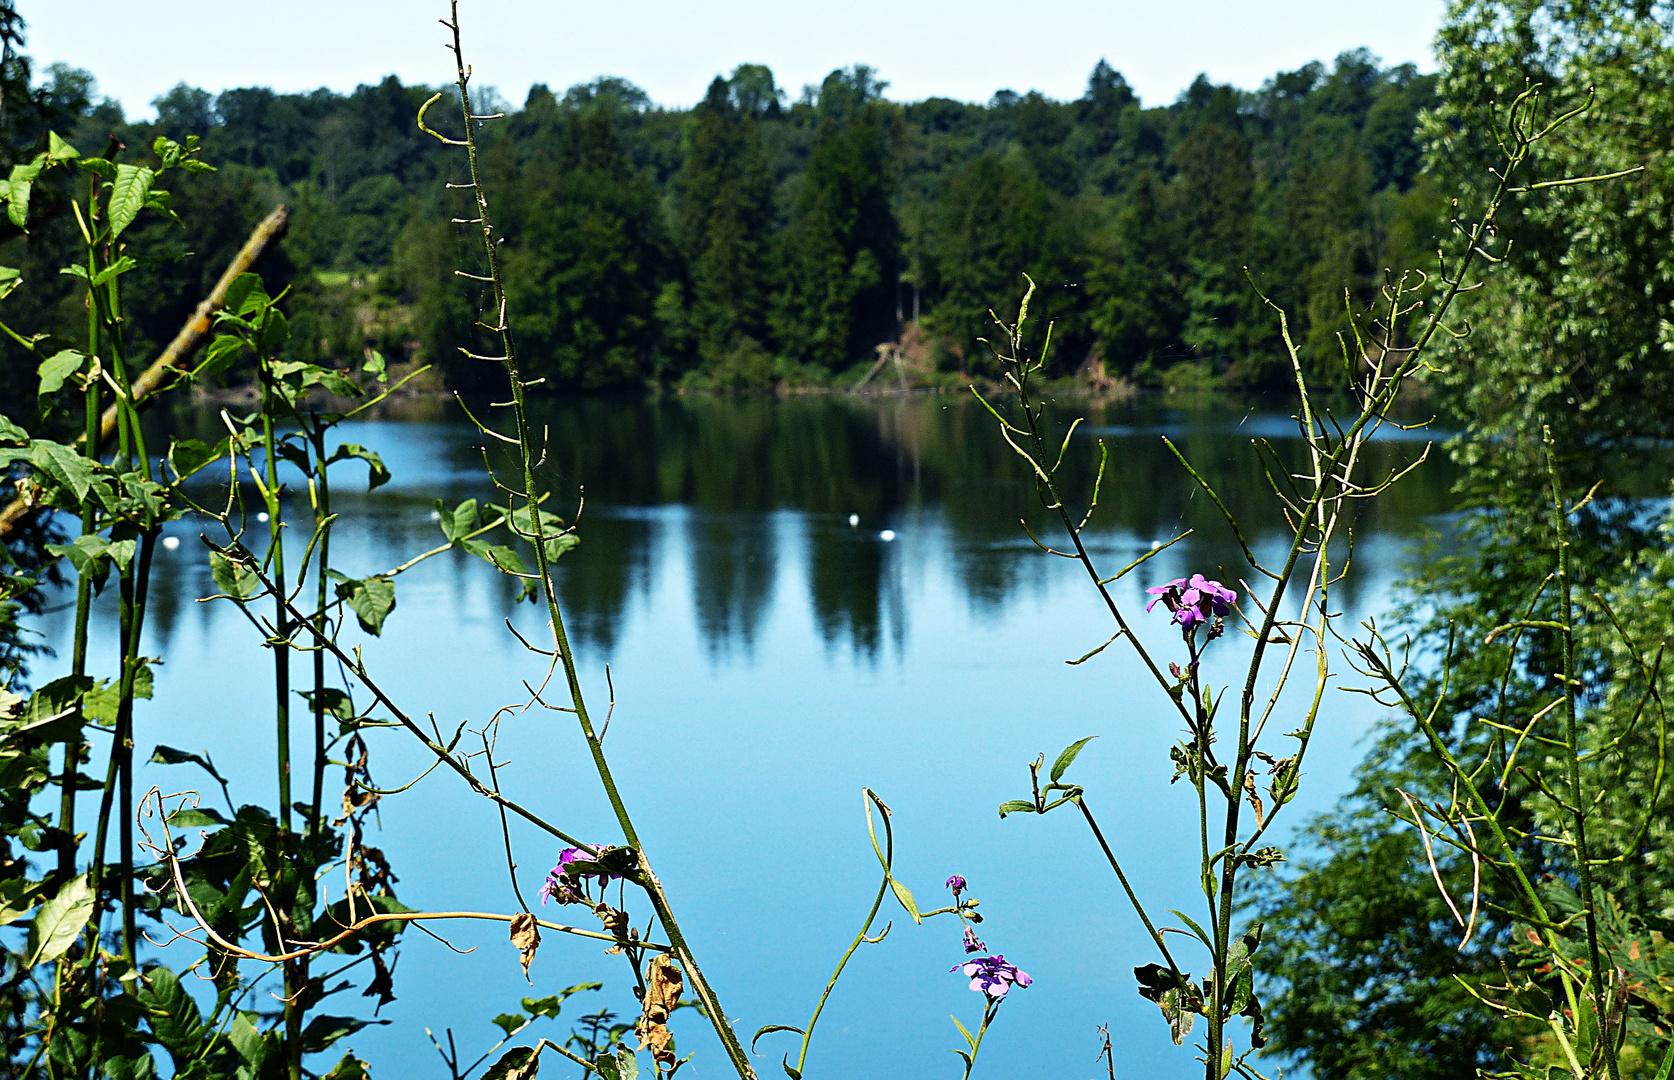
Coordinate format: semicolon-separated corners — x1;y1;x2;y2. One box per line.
879;529;896;542
430;509;442;520
848;514;860;527
257;512;270;523
1150;540;1161;550
161;536;181;551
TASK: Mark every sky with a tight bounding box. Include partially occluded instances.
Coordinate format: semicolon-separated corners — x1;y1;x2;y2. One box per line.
27;0;1447;117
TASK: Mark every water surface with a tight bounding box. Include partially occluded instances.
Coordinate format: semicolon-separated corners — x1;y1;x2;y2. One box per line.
41;392;1455;1079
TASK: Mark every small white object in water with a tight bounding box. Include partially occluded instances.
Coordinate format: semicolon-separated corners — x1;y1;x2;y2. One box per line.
161;536;181;551
1150;540;1161;550
257;512;270;523
879;529;896;542
848;513;860;527
430;509;442;521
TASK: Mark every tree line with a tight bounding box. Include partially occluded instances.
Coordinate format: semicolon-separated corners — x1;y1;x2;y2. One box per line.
0;48;1438;395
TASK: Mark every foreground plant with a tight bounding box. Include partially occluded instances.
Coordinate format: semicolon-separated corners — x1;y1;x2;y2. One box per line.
980;83;1636;1079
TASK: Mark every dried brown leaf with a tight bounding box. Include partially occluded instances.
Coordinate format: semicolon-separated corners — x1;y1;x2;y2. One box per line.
636;954;684;1068
510;912;541;983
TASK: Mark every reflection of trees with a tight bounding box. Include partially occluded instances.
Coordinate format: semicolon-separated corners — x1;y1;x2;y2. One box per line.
687;512;775;658
138;393;1465;664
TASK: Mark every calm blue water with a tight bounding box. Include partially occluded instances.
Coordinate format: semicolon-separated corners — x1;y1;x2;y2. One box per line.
37;392;1455;1079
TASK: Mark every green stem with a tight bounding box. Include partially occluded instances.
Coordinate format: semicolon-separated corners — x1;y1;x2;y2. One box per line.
56;377;100;882
1545;432;1621;1080
309;426;331;836
113;529;157;966
439;8;754;1075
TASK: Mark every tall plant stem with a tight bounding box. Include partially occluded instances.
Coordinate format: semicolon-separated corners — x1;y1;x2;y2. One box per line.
57;275;103;882
113;530;156;965
1546;433;1621;1080
308;425;332;835
434;7;754;1074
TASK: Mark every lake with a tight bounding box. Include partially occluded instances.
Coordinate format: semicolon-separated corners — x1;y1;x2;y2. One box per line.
37;390;1455;1079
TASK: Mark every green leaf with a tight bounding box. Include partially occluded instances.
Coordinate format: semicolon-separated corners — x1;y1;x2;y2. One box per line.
362;350;387;382
228;1012;271;1069
543;532;580;563
208;550;262;601
77;157;115;181
197;334;246;380
0;878;41;927
18;675;92;730
259;308;290;353
337;575;396;636
30;439;94;503
889;877;922;924
321;1052;372;1080
168;437;229;480
165;808;228;829
307;368;360;397
951;1014;978;1051
108;164;155;239
492;1013;527;1038
997;799;1036;818
595;1049;638;1080
1050;736;1096;782
225;273;268;316
327;443;389;489
27;873;93;965
47;132;79;162
37;350;87;399
301;1015;386;1055
137;966;207;1063
5;160;44;230
83;663;154;725
91;255;139;288
0;412;27;443
483;1046;540;1080
439;498;480;542
0;265;21;303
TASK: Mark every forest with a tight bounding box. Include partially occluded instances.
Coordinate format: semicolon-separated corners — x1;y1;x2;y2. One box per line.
0;40;1439;399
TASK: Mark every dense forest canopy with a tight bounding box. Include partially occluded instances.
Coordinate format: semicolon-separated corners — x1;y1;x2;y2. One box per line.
0;47;1439;396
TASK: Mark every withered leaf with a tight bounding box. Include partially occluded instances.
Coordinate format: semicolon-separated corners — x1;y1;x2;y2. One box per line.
510;912;541;983
636;955;683;1069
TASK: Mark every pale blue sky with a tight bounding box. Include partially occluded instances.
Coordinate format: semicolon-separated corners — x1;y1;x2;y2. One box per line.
29;0;1446;116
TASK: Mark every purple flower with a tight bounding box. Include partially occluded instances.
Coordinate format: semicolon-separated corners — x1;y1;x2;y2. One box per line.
946;875;967;896
951;954;1032;999
537;845;609;906
962;926;987;954
1146;574;1237;632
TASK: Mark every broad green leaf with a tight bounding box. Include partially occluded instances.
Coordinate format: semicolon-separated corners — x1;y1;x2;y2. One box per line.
19;675;92;727
36;350;86;399
225;272;269;316
151;744;229;790
83;664;154;726
483;1046;540;1080
301;1015;385;1055
0;265;20;302
596;1049;638;1080
168;437;229;480
77;157;115;180
259;308;290;353
997;799;1036;818
27;873;93;965
91;255;139;287
338;575;396;636
5;159;45;230
321;1052;372;1080
165;808;228;829
136;966;207;1063
108;164;155;239
327;443;389;489
362;350;387;381
228;1012;269;1068
29;439;94;503
1050;736;1097;783
208;550;262;601
0;412;27;443
439;498;479;542
0;877;41;927
307;368;360;397
542;532;579;563
47;132;79;162
197;334;245;380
